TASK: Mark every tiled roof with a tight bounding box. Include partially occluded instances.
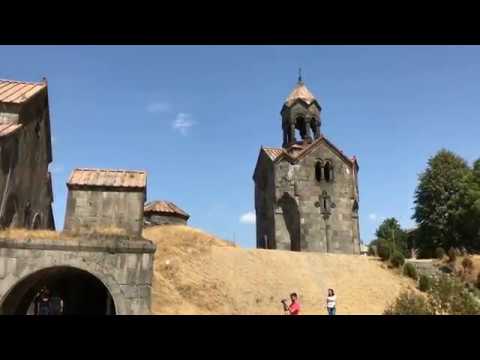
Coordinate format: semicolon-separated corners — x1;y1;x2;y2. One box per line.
0;79;46;104
144;201;190;219
287;136;357;167
262;147;284;161
67;168;147;189
261;136;358;168
285;81;317;107
0;123;22;138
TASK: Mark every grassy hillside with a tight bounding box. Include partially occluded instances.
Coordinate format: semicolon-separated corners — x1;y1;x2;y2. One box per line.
144;225;415;315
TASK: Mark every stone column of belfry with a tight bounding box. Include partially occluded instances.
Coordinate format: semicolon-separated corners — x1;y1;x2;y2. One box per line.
314;117;321;138
304;118;312;143
282;121;288;148
289;122;296;145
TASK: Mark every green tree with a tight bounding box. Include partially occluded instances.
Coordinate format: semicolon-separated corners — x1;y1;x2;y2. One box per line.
375;218;408;257
465;159;480;249
412;149;476;252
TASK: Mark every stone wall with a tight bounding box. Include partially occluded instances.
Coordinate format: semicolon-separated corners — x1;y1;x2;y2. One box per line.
405;259;438;277
144;214;187;226
0;92;54;230
0;236;155;315
64;189;145;237
254;152;276;249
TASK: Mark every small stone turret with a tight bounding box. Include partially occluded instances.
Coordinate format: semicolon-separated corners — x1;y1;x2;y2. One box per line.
144;200;190;226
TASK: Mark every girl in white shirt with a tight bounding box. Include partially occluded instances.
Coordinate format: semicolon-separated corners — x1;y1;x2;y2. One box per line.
326;289;336;315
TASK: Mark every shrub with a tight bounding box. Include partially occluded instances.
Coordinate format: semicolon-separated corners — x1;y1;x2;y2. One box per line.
390;252;405;268
472;287;480;299
377;240;391;261
462;257;474;273
435;247;445;260
439;264;454;274
403;262;418;280
448;247;457;262
384;291;431;315
368;245;377;257
387;273;480;315
428;274;480;315
419;275;433;292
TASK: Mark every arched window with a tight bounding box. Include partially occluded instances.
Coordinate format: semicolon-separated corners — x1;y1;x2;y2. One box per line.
32;213;42;229
315;161;322;182
295;116;305;140
324;162;333;182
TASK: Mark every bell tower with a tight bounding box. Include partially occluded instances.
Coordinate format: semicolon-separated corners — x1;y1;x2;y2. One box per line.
281;70;322;148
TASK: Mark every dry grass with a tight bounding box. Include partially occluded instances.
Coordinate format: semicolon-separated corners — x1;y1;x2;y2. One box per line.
0;228;64;240
144;225;414;315
0;226;131;241
66;226;130;238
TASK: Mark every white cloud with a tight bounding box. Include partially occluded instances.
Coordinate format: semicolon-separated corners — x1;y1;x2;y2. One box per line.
240;211;256;225
172;113;195;135
368;213;377;221
147;101;171;113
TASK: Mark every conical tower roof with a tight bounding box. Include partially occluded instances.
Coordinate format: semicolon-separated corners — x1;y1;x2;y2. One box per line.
285;79;317;107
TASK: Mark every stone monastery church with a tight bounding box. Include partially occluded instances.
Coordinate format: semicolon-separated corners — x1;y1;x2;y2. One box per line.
253;75;361;254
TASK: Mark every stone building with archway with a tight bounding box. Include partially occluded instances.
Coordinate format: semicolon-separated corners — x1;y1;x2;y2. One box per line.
0;78;155;315
0;236;155;315
0;166;155;315
0;78;54;230
253;76;361;254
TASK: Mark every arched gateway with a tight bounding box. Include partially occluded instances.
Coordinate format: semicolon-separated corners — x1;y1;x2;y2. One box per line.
0;236;156;315
1;266;117;315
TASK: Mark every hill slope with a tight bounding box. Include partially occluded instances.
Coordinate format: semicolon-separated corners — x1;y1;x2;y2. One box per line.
144;225;414;315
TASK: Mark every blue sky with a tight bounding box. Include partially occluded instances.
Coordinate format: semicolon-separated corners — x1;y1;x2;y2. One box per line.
1;46;479;247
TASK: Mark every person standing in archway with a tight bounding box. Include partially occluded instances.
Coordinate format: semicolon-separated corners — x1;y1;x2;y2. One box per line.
50;292;64;315
33;287;46;315
36;288;52;316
